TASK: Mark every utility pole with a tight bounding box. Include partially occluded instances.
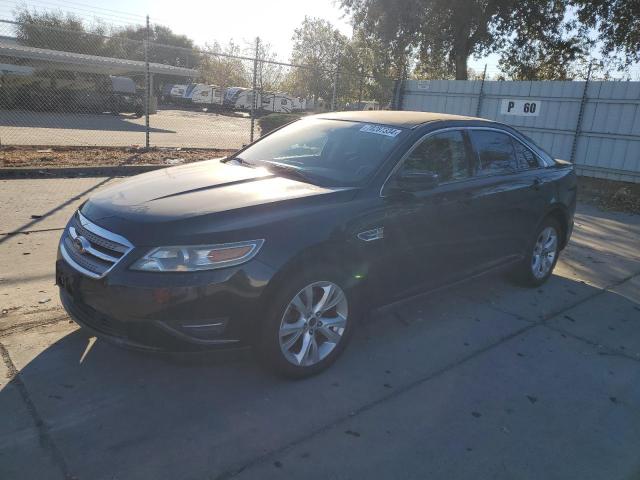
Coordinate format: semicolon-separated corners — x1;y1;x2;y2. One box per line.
144;14;150;149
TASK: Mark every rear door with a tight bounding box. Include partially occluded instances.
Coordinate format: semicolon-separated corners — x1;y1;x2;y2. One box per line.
466;128;543;262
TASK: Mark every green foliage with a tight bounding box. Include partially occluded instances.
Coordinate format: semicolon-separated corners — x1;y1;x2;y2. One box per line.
282;16;396;109
498;36;589;80
15;9;108;55
199;41;250;88
571;0;640;68
105;24;198;67
285;17;348;101
340;0;581;80
14;8;198;67
258;113;302;136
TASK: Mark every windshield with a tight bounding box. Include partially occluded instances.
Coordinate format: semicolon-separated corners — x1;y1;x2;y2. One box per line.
234;118;407;186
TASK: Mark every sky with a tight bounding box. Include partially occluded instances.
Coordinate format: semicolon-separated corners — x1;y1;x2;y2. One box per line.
10;0;635;78
0;0;497;70
0;0;353;60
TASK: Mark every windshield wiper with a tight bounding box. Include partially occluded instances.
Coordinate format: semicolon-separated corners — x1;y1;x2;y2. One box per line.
223;157;255;168
262;161;319;185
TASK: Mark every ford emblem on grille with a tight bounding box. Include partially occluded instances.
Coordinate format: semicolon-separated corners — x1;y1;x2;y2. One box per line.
73;235;91;254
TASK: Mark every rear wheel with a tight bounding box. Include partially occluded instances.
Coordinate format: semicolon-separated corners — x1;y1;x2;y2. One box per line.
512;217;561;287
258;267;356;378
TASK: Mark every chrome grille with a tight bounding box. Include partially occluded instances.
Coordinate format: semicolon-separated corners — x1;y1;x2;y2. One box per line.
60;211;133;278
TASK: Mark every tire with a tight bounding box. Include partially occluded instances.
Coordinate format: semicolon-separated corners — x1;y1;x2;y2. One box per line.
512;216;562;287
257;265;357;378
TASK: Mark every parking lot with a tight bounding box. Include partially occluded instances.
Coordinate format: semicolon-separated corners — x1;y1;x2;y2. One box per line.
0;108;252;149
1;176;640;479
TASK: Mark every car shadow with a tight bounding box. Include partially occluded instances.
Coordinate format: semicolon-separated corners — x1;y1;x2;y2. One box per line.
1;271;638;479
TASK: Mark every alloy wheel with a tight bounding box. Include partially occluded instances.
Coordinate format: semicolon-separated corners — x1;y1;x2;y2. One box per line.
531;226;558;279
278;281;348;367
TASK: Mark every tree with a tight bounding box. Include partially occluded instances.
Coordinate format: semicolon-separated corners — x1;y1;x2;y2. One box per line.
105;24;198;67
199;41;250;88
14;9;108;55
498;35;589;80
571;0;640;68
340;0;578;80
256;42;286;92
14;8;198;66
286;17;349;101
344;29;401;106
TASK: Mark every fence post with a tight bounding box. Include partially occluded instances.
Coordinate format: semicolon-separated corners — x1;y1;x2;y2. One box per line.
331;57;340;111
475;63;487;117
250;37;260;143
570;63;592;164
144;15;150;149
357;67;364;107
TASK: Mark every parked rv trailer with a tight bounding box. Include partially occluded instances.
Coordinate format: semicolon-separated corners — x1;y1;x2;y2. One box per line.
223;87;248;109
291;97;307;112
169;84;188;103
176;83;199;105
191;84;224;108
259;92;296;113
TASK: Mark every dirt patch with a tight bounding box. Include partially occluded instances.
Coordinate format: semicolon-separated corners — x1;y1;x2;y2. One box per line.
0;146;237;168
578;177;640;214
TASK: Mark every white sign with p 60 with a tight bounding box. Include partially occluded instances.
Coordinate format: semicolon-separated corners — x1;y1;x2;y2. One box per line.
500;99;541;116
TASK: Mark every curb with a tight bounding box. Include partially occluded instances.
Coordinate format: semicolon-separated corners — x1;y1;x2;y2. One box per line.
0;165;167;179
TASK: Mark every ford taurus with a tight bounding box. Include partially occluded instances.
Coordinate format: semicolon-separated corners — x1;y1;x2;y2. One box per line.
56;111;577;377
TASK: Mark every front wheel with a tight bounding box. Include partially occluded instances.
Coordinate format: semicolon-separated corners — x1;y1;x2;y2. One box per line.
258;267;356;378
512;217;561;287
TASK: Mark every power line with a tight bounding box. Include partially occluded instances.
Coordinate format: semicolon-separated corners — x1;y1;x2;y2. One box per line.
0;0;145;26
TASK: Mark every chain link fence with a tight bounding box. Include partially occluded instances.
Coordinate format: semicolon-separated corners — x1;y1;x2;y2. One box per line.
0;18;401;155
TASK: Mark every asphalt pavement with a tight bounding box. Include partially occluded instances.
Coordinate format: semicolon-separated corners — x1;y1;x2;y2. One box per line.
1;176;639;480
0;108;252;149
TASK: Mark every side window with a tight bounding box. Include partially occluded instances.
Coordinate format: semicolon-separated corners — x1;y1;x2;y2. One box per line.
469;130;518;175
403;130;470;183
513;140;542;169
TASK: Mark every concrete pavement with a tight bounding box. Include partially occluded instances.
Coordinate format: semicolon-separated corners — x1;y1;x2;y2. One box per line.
1;176;639;479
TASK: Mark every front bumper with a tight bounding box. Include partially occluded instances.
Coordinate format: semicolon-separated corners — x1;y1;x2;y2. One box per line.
56;251;276;352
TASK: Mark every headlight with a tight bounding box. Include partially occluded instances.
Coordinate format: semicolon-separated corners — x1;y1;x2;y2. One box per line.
130;239;264;272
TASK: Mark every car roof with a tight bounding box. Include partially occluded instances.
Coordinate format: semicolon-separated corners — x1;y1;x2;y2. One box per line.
310;110;491;128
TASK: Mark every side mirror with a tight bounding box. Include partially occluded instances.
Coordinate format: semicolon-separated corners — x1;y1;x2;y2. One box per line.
391;170;439;192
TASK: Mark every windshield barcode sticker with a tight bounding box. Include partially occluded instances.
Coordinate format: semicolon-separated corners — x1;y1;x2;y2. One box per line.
359;124;402;137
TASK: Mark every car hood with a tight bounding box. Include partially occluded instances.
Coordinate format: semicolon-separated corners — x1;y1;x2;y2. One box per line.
81;159;355;244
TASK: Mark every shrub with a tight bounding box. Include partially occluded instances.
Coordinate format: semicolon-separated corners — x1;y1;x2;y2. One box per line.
258;113;302;136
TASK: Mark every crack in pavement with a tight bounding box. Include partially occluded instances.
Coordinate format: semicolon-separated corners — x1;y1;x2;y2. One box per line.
0;341;74;480
214;322;537;480
0;227;65;237
0;315;71;339
542;323;640;364
212;269;640;479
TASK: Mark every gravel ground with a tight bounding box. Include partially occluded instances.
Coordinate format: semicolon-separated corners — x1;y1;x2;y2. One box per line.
0;146;235;168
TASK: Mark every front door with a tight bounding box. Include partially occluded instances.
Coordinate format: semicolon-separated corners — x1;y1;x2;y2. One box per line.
375;129;487;299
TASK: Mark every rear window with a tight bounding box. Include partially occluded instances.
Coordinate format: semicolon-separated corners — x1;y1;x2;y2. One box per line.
469;130;518;175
